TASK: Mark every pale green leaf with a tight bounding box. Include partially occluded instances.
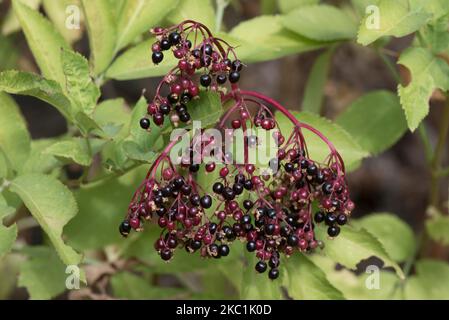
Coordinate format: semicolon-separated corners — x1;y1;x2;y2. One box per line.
1;0;41;36
0;70;74;120
302;49;333;113
20;138;61;174
398;47;449;131
418;15;449;54
12;0;70;84
93;98;131;139
0;92;31;172
43;138;104;166
336;91;407;155
61;48;100;115
116;0;179;50
315;225;405;279
18;246;68;300
168;0;215;30
276;111;369;170
0;204;17;260
283;254;344;299
9;174;82;266
0;35;19;71
81;0;117;75
357;0;431;46
122;141;158;162
404;259;449;299
74;111;103;136
277;0;319;13
426;215;449;246
353;213;415;262
42;0;83;44
283;5;358;41
0;253;22;299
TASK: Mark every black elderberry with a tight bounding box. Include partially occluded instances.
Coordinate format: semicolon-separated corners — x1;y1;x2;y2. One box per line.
185;40;192;48
314;211;325;223
180;93;191;103
268;268;279;280
235;174;245;184
190;193;201;206
154;196;163;206
160;38;171;50
161;186;172;197
314;171;325;184
244;179;253;190
119;220;131;236
337;214;347;225
156;207;166;217
265;224;275;235
233;183;244;195
284;162;294;172
222;187;235;200
217;74;227;84
225;228;236;241
231;60;243;72
228;71;240;83
167;237;177;248
168;92;179;104
266;208;276;219
140;118;150;129
200;195;212;209
307;164;318;176
189;164;200;172
223;58;232;68
327;225;340;237
280;226;289;237
201;55;212;67
179;112;191;123
152;51;164;64
173;177;185;189
287;234;298;246
159;104;171;115
256;207;267;216
160;249;172;261
209;243;219;257
168;32;181;45
241;214;251;224
191;240;202;250
255;261;267;273
209;223;218;234
200;74;212;87
213;182;224;194
300;159;309;169
246;241;256;252
219;244;230;257
202;44;213;56
192;49;201;58
269;257;280;268
176;104;187;114
322;182;333;194
325;213;337;225
243;199;253;210
180;184;192;196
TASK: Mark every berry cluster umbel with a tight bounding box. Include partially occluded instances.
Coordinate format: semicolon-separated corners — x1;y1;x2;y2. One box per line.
120;21;354;280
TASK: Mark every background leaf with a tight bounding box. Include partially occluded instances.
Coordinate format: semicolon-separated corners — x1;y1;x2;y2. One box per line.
336;90;408;155
0;203;17;260
426;214;449;246
404;259;449;299
167;0;215;30
42;0;83;45
1;0;41;36
277;0;319;14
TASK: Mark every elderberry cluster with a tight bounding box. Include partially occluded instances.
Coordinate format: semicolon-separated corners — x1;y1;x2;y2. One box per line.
140;22;243;131
120;20;355;281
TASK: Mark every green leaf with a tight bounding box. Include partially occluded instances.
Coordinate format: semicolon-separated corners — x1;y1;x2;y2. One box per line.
93;98;131;138
229;15;325;63
12;0;69;84
122;141;158;162
116;0;179;50
404;259;449;299
277;0;319;13
81;0;117;75
336;91;407;155
111;271;183;299
0;70;74;120
397;47;449;131
18;246;68;300
42;0;83;44
418;15;449;55
65;166;146;250
0;35;20;71
43;138;104;166
315;224;404;279
351;0;379;17
20;138;61;174
167;0;215;30
353;213;415;262
282;5;357;41
241;252;282;299
357;0;431;46
0;253;22;299
9;174;82;266
276;111;369;170
426;215;449;246
61;48;100;115
1;0;41;36
302;49;333;113
283;254;344;299
0;204;17;260
0;92;31;172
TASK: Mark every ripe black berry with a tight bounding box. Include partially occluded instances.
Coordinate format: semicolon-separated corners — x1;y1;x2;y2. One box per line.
325;213;337;226
322;182;333;194
217;74;227;84
327;225;340;237
233;183;243;195
181;184;192;195
219;244;230;257
229;71;240;83
200;74;212;87
202;44;213;56
160;39;171;50
255;261;267;273
119;220;131;236
265;224;275;235
287;234;298;246
160;104;170;115
284;162;294;172
160;249;172;261
243;180;253;190
190;193;200;206
243;199;253;210
337;214;347;225
246;241;256;252
314;211;325;223
235;174;245;184
268;268;279;280
140;118;150;129
179;112;191;123
168;32;181;45
152;51;164;64
200;195;212;209
307;164;318;176
191;240;202;250
213;182;224;194
232;60;243;71
222;187;235;200
209;223;218;234
241;214;251;224
168;92;179;104
192;49;201;58
189;164;200;172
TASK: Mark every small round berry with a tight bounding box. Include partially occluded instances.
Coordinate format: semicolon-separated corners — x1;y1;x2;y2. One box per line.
255;261;267;273
190;193;201;206
153;113;164;126
265;224;275;235
314;211;325;223
168;32;181;45
231;59;243;71
325;213;337;226
189;85;199;97
168;93;179;104
219;244;230;257
189;164;200;172
243;200;253;210
233;183;244;195
159;104;171;115
222;187;235;200
213;182;224;194
322;182;333;194
327;225;340;237
200;195;212;209
160;249;172;261
287;234;298;246
246;241;256;252
152;51;164;64
181;184;192;196
337;214;348;226
180;93;192;104
228;71;240;83
243;180;253;190
205;162;216;172
119;220;131;237
140;118;150;129
220;167;229;177
202;44;213;56
268;268;279;280
160;39;171;50
217;74;227;84
200;74;212;87
191;240;202;250
179;112;191;123
307;164;318;176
